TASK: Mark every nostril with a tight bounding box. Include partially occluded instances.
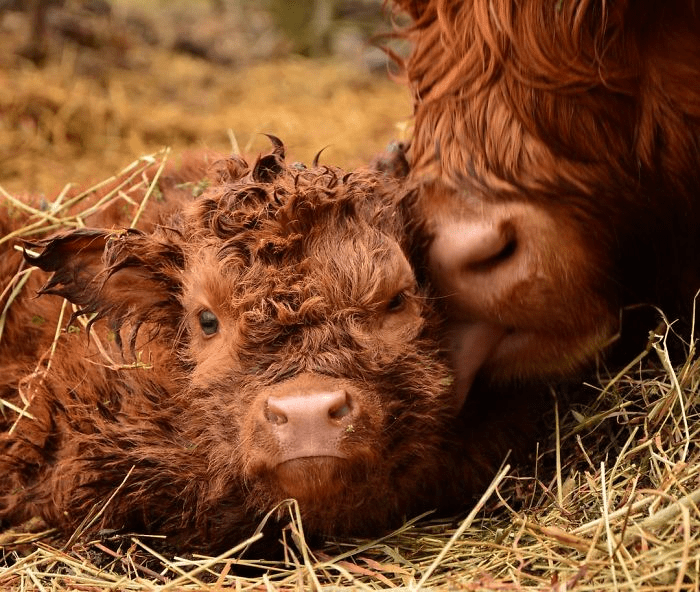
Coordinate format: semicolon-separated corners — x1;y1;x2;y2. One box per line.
448;222;516;274
431;219;518;279
265;390;352;428
263;386;357;463
465;222;517;271
328;394;352;421
470;235;517;271
265;401;288;425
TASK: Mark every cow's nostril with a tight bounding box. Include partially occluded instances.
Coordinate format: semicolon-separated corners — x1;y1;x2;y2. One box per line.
473;236;517;271
265;403;288;425
329;398;352;420
465;223;517;272
430;218;520;282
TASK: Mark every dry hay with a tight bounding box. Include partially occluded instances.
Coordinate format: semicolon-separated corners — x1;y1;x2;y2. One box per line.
0;1;411;197
1;152;699;591
0;52;411;197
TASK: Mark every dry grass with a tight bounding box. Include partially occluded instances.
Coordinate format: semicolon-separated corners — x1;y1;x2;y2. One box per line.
1;334;698;591
0;2;411;197
1;152;699;590
0;51;412;197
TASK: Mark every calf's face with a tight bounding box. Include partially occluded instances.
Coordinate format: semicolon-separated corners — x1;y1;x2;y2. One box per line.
23;148;459;539
180;169;455;535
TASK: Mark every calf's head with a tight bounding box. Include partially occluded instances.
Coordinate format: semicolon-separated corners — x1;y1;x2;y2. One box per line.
25;142;460;539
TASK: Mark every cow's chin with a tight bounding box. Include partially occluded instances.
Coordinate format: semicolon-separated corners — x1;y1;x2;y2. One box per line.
489;326;614;379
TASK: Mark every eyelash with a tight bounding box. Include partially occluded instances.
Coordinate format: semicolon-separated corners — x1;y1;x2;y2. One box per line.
387;291;407;312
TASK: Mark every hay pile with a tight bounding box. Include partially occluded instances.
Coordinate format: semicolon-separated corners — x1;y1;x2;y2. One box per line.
1;150;699;590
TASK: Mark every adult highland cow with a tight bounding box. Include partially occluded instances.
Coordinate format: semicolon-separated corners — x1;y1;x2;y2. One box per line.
392;0;700;402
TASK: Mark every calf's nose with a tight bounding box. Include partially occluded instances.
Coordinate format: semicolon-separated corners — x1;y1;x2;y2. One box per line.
266;390;351;425
264;390;355;461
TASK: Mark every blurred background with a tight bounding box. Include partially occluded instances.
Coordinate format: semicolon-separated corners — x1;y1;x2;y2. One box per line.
0;0;412;196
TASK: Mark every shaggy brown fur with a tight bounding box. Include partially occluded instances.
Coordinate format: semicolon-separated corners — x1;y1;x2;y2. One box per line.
0;141;532;551
392;0;700;393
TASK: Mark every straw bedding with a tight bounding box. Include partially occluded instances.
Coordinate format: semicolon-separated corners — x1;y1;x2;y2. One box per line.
1;151;698;591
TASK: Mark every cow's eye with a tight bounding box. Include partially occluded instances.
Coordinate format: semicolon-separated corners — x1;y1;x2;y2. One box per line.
387;291;407;313
199;310;219;336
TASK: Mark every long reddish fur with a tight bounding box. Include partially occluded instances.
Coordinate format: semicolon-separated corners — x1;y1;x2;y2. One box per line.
0;147;536;551
393;0;700;319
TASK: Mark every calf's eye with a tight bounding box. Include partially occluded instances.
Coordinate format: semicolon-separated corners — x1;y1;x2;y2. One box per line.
387;291;407;313
199;310;219;336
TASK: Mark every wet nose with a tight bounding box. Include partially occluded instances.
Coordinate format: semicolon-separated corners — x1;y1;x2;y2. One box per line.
265;390;355;461
432;219;517;274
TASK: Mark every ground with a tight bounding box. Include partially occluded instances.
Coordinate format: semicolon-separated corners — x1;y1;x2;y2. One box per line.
0;0;412;196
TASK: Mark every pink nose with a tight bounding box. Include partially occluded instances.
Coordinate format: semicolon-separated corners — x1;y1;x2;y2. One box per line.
265;390;355;461
431;219;517;275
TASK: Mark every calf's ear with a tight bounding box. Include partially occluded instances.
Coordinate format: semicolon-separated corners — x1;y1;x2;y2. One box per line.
24;227;185;351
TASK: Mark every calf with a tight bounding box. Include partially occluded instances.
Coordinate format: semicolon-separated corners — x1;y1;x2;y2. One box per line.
0;141;527;551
